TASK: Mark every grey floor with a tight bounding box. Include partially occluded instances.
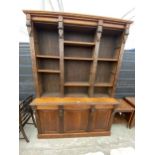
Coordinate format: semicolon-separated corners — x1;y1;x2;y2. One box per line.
19;119;134;155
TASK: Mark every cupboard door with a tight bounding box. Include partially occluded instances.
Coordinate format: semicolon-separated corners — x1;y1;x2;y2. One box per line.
37;110;59;134
92;109;112;131
63;105;89;133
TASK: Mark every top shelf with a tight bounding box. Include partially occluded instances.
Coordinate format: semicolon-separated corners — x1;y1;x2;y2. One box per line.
36;55;59;59
64;40;95;47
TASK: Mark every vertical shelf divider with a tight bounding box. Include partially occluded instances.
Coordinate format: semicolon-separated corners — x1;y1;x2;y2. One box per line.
58;16;64;96
111;24;130;97
88;20;103;97
26;14;41;97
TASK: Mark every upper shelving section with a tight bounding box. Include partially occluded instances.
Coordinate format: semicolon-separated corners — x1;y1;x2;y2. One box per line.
24;10;132;98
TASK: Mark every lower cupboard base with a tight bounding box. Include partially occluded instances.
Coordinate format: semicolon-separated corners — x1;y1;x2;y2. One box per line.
37;131;111;138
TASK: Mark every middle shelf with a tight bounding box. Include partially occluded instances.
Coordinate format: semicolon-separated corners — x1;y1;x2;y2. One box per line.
64;40;95;47
64;82;90;87
37;69;60;73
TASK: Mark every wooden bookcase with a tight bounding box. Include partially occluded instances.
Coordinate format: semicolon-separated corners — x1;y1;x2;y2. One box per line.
24;11;132;138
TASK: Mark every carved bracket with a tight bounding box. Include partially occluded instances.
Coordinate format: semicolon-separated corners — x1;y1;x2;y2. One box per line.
59;29;64;38
58;16;64;39
123;24;130;43
26;14;32;36
96;26;102;42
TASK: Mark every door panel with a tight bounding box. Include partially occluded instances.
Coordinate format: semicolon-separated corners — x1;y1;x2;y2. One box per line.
64;110;89;132
38;110;59;134
92;109;112;130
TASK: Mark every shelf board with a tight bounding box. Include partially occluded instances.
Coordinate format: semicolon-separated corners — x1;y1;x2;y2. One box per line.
64;57;93;61
36;55;60;59
98;58;118;61
64;82;90;87
37;69;60;73
94;83;113;87
64;40;95;46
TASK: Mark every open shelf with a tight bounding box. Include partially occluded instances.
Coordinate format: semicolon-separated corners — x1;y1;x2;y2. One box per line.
98;30;122;59
64;25;95;43
34;23;59;56
95;61;115;84
94;87;111;97
64;57;93;61
38;69;60;73
64;60;91;83
64;87;89;97
64;82;90;87
39;73;60;96
94;83;113;87
64;40;95;47
36;55;60;59
64;46;92;59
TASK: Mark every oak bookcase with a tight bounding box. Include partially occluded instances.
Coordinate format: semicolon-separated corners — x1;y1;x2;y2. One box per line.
24;10;132;138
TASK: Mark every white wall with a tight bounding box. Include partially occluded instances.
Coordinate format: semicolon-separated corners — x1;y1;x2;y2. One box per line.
19;0;135;49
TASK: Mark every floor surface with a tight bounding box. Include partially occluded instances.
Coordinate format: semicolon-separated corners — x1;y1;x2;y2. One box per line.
19;120;134;155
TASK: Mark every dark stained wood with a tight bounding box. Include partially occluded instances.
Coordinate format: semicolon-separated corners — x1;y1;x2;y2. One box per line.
87;105;96;131
26;14;41;97
58;105;64;133
34;108;42;134
111;24;130;97
31;97;119;138
89;20;103;96
58;16;64;96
